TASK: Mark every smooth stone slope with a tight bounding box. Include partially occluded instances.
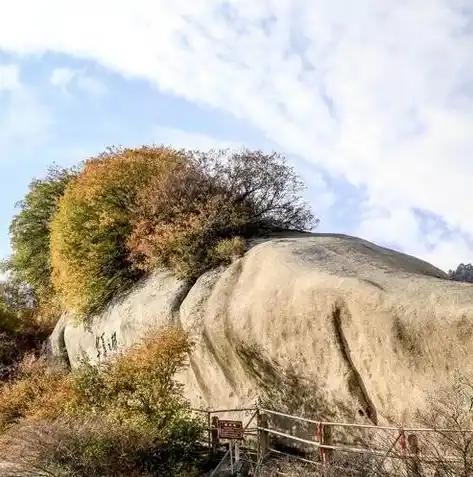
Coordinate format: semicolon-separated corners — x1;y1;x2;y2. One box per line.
48;233;473;428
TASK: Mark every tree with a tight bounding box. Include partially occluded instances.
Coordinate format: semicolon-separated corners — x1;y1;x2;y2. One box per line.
6;165;77;303
188;149;316;232
129;149;317;279
0;276;36;310
50;146;185;316
448;263;473;283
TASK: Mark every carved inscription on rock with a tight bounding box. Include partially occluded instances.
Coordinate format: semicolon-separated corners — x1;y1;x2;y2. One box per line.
95;331;119;360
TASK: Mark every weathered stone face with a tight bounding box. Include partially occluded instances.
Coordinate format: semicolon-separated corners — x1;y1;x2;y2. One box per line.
48;233;473;428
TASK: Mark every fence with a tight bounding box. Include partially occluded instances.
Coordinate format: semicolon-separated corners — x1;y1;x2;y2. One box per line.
191;405;473;476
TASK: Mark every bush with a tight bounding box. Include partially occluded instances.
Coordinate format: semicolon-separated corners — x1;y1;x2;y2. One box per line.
0;286;50;382
0;325;198;428
129;149;316;280
71;326;195;427
0;418;202;477
128;160;249;278
6;165;77;304
50;146;184;316
0;356;67;429
0;326;202;476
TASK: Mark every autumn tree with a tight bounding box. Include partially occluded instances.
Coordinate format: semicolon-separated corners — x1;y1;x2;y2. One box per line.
50;146;185;316
129;149;317;279
188;149;315;232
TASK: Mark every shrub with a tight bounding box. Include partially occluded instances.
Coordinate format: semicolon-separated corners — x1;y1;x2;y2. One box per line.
0;327;203;477
211;236;247;264
0;320;19;382
0;287;50;382
0;326;197;430
128;161;248;278
0;356;67;429
6;165;77;303
71;326;195;428
50;146;185;316
0;418;202;477
129;149;316;280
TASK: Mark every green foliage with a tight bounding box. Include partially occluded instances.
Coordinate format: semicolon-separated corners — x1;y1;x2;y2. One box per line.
449;263;473;283
7;165;77;303
0;296;22;381
0;326;196;427
210;236;247;264
70;326;195;428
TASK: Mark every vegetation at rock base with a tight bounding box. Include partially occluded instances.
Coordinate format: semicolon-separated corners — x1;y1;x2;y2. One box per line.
0;280;50;382
0;327;205;477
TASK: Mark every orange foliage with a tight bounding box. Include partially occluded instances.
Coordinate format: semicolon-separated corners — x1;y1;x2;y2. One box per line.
50;146;184;315
128;162;248;278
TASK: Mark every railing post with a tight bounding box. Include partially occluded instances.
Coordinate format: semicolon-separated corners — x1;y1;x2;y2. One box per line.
406;433;422;477
258;412;270;459
207;411;211;451
211;415;219;455
323;424;333;464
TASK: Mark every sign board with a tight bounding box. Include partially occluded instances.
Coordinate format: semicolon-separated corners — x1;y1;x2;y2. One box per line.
218;420;243;440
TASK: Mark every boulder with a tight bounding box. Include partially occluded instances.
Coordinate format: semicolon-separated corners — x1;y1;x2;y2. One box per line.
48;233;473;430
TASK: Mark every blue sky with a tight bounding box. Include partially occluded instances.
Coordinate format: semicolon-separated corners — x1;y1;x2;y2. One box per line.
1;0;473;272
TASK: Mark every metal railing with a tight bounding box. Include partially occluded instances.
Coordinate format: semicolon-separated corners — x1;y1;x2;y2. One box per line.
192;404;473;475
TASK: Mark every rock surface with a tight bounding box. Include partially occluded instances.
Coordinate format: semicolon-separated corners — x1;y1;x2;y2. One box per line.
49;233;473;428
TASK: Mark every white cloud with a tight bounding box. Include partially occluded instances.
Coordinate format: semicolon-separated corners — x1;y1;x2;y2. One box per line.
1;0;473;268
50;67;107;96
0;64;20;91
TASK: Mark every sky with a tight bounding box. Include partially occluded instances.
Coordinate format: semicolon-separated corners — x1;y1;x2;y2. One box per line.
0;0;472;273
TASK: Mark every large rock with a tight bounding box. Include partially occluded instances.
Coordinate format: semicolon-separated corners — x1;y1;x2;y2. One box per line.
48;233;473;429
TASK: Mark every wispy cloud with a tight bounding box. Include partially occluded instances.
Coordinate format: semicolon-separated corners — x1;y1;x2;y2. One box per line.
0;1;472;269
50;67;107;96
